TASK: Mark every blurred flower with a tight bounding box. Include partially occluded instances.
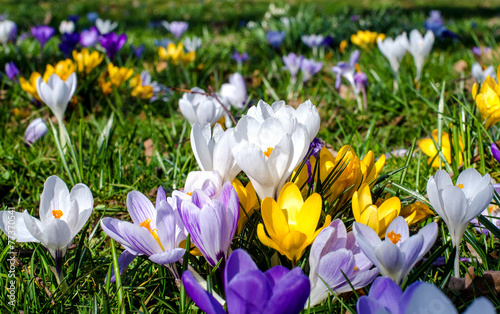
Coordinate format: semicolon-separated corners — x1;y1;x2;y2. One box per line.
354;69;368;90
220;72;247;109
37;73;77;123
322;35;334;47
25;118;48;146
99;63;133;94
418;129;463;167
162;21;188;38
339;39;348;54
400;201;434;226
86;12;98;24
351;30;385;50
95;18;118;34
473;75;500;129
5;61;19;80
182;249;310;314
353;183;400;238
300;58;322;83
492;143;500;164
471;62;496;83
266;30;286;48
427;168;494;277
31;25;55;49
183;36;201;52
20;72;42;101
258;182;331;264
377;33;408;77
231;50;249;64
472;46;491;57
73;48;104;74
332;49;360;91
153;38;172;48
68;15;79;23
179;87;224;125
59;20;75;34
130;71;155;99
407;29;434;82
43;59;76;82
158;42;195;65
79;27;99;47
232;179;258;234
0;19;17;45
308;219;379;306
424;10;459;40
99;32;127;60
283;53;303;80
130;44;144;59
301;34;324;48
59;32;80;57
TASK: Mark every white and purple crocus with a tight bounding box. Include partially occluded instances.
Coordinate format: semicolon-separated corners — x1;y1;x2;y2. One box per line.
332;49;360;91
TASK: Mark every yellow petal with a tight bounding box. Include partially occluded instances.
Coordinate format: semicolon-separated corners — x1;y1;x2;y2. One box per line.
279;230;308;263
360;206;380;235
257;224;283;254
261;197;289;241
296;192;322;237
277;182;304;226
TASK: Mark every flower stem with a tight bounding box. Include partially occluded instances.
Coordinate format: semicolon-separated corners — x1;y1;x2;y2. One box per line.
454;246;460;278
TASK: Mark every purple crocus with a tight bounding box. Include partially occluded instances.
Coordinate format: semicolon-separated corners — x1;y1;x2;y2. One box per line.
59;32;80;57
472;46;482;56
300;58;322;82
68;15;80;23
266;30;286;48
182;249;311;314
354;71;368;90
5;61;19;80
31;25;55;49
131;44;144;59
353;217;437;285
357;276;495;313
491;143;500;164
86;12;98;24
424;10;458;39
332;49;360;90
282;53;303;80
99;32;127;60
308;219;379;306
79;27;99;47
301;34;325;48
231;51;249;64
163;21;188;38
25;118;48;146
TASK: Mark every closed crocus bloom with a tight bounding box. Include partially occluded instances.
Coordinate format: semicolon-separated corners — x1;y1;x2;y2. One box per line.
418;129;463;167
0;176;93;283
79;27;99;47
220;72;247;109
99;32;127;60
360;150;386;186
377;32;408;77
491;143;500;164
25;118;48;146
257;182;331;264
351;30;385;50
301;34;324;48
232;179;258;234
407;29;434;82
308;219;379;307
282;53;304;80
353;183;401;238
20;72;42;101
72;48;104;74
472;74;500;129
5;61;19;80
471;62;496;83
182;249;310;314
95;18;118;34
179;87;224;126
300;58;323;83
0;19;17;44
183;36;201;52
162;21;188;38
427;168;494;277
43;59;76;82
36;73;77;123
190;123;241;182
31;25;55;49
59;20;75;34
400;201;434;226
354;217;437;284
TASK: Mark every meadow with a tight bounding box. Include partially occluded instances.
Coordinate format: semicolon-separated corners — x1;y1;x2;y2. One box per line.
0;0;500;313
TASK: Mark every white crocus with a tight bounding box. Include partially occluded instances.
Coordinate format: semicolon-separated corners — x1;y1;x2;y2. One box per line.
407;29;435;82
471;62;496;83
0;175;93;283
0;19;16;45
36;73;77;124
377;32;408;78
220;72;247;110
232;99;320;200
179;87;224;126
59;20;75;34
183;36;202;52
190;123;241;183
427;168;494;277
95;18;118;34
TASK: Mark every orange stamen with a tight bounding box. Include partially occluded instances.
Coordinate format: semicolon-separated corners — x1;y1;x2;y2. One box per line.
387;231;402;244
264;147;273;158
52;210;63;219
186;191;193;196
140;218;165;250
457;184;464;189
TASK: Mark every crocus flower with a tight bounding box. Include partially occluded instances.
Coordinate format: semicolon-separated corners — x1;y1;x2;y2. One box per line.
68;15;79;23
36;73;77;123
266;30;286;48
0;19;17;44
79;27;99;47
72;48;104;74
308;219;379;306
58;32;80;57
130;44;144;59
182;249;310;314
162;21;188;38
179;87;224;126
99;63;133;94
25;118;48;146
232;179;258;234
407;29;435;82
86;12;98;24
470;197;500;237
154;38;172;48
491;143;500;164
99;32;127;60
95;18;118;34
5;61;19;80
301;34;324;48
231;51;249;64
101;187;186;280
232;99;320;200
20;72;42;101
220;72;247;109
400;201;434;226
357;276;495;314
31;25;55;49
258;182;331;264
377;33;408;77
473;75;500;129
59;20;75;34
183;36;201;52
282;53;303;80
471;62;496;83
42;59;76;82
300;58;322;83
354;70;368;90
424;10;459;40
332;49;360;90
158;42;195;65
178;181;239;268
0;175;93;283
351;30;385;50
354;216;437;284
418;129;463;167
427;168;494;277
130;71;155;99
353;183;401;238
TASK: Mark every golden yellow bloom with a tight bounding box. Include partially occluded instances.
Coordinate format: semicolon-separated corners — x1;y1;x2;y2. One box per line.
130;74;154;99
158;42;195;65
72;48;104;74
351;30;386;50
20;72;42;101
100;64;133;95
360;151;386;187
257;182;331;264
473;71;500;129
352;183;400;238
400;201;434;226
340;39;348;54
418;129;463;168
43;59;76;82
232;179;259;234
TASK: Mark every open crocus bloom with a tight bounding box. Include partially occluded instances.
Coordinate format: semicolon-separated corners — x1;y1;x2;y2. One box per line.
332;49;360;91
282;53;304;79
257;182;331;264
471;62;496;83
418;129;463;167
407;29;434;82
182;249;310;314
232;99;320;200
377;32;408;77
179;87;224;126
353;217;437;285
472;74;500;129
36;73;77;123
308;219;379;307
300;58;323;83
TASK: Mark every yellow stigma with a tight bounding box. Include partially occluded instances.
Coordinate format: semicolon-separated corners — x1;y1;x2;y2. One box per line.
354;266;359;271
355;63;361;73
457;184;464;189
387;231;402;244
264;147;274;158
140;218;164;250
186;191;193;196
52;210;63;219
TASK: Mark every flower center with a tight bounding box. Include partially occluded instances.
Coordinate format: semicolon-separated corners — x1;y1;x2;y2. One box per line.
457;184;464;189
52;210;63;219
139;218;164;250
186;191;193;196
264;147;273;158
387;231;402;244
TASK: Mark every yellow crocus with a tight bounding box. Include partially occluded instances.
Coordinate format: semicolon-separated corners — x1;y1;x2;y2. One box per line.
351;30;385;50
232;179;259;234
43;59;76;82
72;48;104;74
418;129;463;168
257;182;331;264
340;39;348;54
472;70;500;129
360;151;386;187
352;183;400;238
400;201;434;226
158;42;195;65
20;72;42;101
100;63;133;95
130;74;154;99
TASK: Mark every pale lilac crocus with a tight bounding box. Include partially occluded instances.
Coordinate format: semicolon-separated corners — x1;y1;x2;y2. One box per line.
86;12;98;24
31;25;55;49
492;143;500;164
162;21;188;38
266;30;286;48
0;19;17;45
332;49;360;90
231;51;249;64
308;219;379;307
471;62;496;83
282;53;303;80
407;29;435;82
79;27;99;47
183;36;201;52
300;58;322;83
36;73;77;124
25;118;48;146
377;33;408;78
182;249;311;314
5;61;19;80
353;217;438;285
301;34;324;48
99;32;127;60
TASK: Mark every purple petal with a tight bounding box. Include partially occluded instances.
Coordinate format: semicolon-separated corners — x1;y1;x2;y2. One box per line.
149;248;185;265
367;277;402;313
263;267;310;314
264;266;290;289
225;269;271;313
182;271;226;314
156;186;167;205
127;191;157;226
225;249;258;287
356;295;385;314
108;250;137;283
